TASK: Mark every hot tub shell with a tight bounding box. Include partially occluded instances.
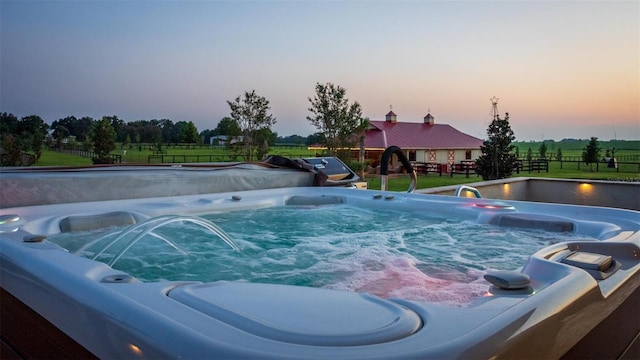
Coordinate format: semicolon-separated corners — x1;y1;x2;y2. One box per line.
1;167;639;359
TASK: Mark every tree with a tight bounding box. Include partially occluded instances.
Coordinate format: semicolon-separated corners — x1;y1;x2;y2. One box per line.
52;116;95;143
0;112;19;136
306;132;325;146
159;119;176;143
177;121;199;144
214;117;241;137
212;117;242;153
51;116;76;144
0;113;48;163
21;115;48;154
582;137;600;170
556;148;563;161
54;125;69;148
277;134;306;145
255;128;277;160
306;82;369;160
227;90;277;161
199;129;215;144
475;112;518;180
0;134;23;166
539;142;547;159
75;116;94;142
197;117;241;147
89;117;117;164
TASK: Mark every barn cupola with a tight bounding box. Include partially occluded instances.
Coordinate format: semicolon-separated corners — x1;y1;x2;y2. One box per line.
424;112;434;125
385;105;397;123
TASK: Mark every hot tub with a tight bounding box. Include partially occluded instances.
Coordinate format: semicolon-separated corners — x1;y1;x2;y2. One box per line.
1;182;639;358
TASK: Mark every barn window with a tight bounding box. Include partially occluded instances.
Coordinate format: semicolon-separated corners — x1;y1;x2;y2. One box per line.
409;150;417;161
465;150;472;160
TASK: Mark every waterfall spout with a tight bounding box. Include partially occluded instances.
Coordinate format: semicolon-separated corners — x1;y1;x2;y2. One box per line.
77;215;239;267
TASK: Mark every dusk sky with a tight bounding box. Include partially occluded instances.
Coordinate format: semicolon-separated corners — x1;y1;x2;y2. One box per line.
1;1;638;141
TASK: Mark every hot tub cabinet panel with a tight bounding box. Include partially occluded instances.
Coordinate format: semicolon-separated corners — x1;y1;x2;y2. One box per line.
1;186;639;359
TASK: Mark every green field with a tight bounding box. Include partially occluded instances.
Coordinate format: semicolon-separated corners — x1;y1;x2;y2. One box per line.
513;140;640;160
34;149;93;167
32;141;639;192
366;163;639;192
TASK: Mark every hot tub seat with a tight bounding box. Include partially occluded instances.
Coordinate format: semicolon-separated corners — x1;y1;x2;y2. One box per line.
489;213;575;232
59;211;137;232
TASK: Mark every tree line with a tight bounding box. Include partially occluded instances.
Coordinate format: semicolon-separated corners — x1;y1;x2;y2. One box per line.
1;82;368;165
3;84;609;177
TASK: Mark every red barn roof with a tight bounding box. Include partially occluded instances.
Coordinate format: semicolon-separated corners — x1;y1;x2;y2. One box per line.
365;120;483;150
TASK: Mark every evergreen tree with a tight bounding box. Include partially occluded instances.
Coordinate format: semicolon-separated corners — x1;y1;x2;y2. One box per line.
475;112;518;180
582;137;600;170
556;148;563;161
89;117;117;164
539;142;547;159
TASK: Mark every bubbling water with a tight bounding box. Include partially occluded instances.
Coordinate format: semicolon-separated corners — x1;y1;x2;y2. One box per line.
48;204;593;306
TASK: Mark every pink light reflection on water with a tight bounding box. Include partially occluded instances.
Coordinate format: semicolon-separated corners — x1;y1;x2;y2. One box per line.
328;256;491;307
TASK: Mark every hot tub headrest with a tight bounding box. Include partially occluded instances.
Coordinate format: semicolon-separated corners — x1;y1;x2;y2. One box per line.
285;195;345;206
60;211;137;232
489;213;575;233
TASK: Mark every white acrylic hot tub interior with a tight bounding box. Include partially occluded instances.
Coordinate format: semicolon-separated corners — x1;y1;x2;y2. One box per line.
1;186;639;359
41;193;623;307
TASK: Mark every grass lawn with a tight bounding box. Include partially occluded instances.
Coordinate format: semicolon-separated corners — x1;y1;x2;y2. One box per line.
365;174;481;192
365;160;639;192
32;147;639;192
33;149;93;166
518;160;639;181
